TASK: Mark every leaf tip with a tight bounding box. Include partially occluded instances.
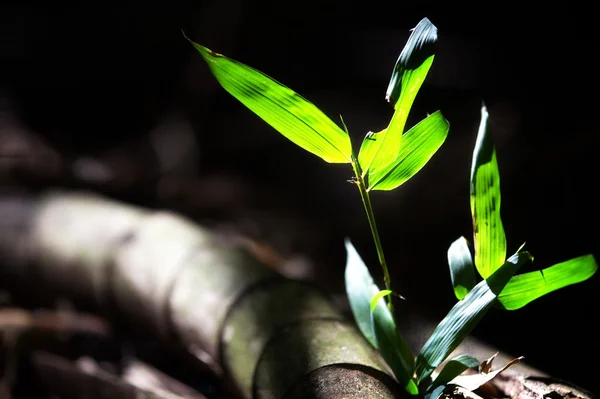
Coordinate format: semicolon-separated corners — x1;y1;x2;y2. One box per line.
480;102;489;120
344;237;355;254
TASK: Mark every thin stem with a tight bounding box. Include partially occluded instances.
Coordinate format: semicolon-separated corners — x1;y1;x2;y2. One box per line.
351;156;395;314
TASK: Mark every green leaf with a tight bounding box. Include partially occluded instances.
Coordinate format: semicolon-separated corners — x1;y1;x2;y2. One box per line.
371;296;418;395
358;17;438;176
447;237;477;300
414;251;532;383
345;240;417;394
370;290;392;312
344;238;380;347
426;354;479;394
187;38;352;163
498;254;598;310
471;105;506;278
386;18;438;107
423;385;446;399
367;111;449;191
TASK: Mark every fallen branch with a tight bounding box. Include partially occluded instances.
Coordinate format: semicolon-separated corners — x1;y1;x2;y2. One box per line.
0;190;401;398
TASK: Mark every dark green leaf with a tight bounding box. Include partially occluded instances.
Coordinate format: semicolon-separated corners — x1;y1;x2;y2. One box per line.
367;111;449;191
447;237;477;300
371;297;418;395
426;354;479;393
414;251;532;383
358;18;438;176
471;105;506;278
187;38;352;163
344;238;380;347
423;385;446;399
498;254;598;310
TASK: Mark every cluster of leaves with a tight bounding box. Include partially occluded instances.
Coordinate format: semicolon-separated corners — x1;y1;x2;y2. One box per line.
187;17;597;397
345;103;597;396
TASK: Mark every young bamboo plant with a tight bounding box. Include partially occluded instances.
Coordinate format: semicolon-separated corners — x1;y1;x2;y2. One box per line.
187;18;597;397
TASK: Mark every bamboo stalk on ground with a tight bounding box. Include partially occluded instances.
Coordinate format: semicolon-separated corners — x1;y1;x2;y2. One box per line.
0;190;402;398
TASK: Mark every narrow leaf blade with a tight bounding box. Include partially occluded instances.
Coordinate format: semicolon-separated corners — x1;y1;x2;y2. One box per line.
415;251;532;383
371;298;418;395
368;111;449;191
370;290;392;312
358;18;438;176
447;237;477;300
188;40;352;163
498;254;598;310
427;354;479;393
471;105;506;278
344;239;380;347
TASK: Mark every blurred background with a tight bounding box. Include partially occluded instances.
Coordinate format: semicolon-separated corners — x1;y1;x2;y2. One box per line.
1;1;598;395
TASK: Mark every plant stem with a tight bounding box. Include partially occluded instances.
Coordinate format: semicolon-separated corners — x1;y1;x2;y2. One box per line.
351;157;395;314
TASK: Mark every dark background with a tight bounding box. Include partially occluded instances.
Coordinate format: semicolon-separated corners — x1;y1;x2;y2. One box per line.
1;2;598;394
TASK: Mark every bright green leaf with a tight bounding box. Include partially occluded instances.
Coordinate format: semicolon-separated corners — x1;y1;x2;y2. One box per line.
471;105;506;278
187;38;352;163
370;290;392;312
358;18;437;176
371;296;418;395
426;354;479;394
498;254;598;310
386;18;438;107
415;250;532;383
447;237;477;300
344;238;380;347
367;111;449;191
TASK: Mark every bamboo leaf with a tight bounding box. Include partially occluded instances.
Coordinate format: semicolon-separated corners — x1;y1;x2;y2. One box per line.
358;18;437;176
344;238;380;347
498;254;598;310
447;237;477;300
423;385;446;399
367;111;449;191
414;251;532;383
426;354;479;395
471;105;506;278
345;240;417;394
187;38;352;163
370;290;392;312
371;296;418;395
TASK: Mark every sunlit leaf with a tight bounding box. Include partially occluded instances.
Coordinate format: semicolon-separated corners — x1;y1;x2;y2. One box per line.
358;17;437;176
447;237;477;300
471;105;506;278
498;254;598;310
414;251;532;383
370;290;392;312
371;296;418;395
344;238;380;347
426;354;479;394
367;111;449;191
187;38;352;163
